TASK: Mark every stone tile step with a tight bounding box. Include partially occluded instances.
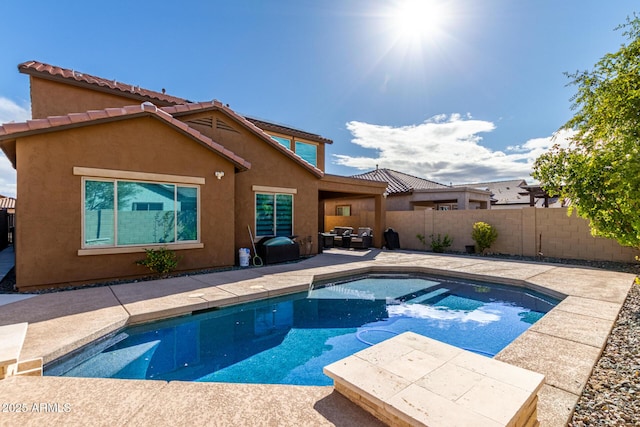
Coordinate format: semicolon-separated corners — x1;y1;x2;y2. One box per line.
324;332;545;427
0;322;28;377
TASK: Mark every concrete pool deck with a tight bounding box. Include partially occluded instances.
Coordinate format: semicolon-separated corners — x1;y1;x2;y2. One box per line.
0;249;635;426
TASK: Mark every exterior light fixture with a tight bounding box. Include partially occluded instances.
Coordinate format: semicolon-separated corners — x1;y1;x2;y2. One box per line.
215;171;225;180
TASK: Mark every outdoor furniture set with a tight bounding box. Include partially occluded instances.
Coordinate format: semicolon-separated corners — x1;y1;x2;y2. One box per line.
320;227;373;249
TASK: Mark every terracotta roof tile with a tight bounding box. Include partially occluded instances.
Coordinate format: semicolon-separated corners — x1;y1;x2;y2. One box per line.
68;113;89;123
28;119;51;131
19;61;190;106
352;168;450;195
48;116;72;127
0;102;250;172
245;117;333;145
1;122;29;134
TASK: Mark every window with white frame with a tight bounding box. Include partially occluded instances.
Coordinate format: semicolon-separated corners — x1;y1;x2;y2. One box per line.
83;178;199;247
255;192;293;237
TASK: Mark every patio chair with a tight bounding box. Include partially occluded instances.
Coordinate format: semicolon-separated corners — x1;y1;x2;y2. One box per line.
350;228;372;249
332;226;354;247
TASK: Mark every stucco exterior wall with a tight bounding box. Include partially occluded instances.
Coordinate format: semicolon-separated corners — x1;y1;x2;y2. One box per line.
385;208;640;263
14;117;237;290
176;111;320;256
29;78;151;119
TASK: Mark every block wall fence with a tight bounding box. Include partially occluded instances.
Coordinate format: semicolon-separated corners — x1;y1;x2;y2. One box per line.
325;207;640;263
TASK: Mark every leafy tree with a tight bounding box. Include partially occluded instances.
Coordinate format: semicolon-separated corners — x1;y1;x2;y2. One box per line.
533;15;640;249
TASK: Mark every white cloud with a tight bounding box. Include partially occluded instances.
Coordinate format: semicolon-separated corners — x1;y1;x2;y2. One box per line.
0;97;27;198
0;97;30;124
0;156;16;198
334;114;574;184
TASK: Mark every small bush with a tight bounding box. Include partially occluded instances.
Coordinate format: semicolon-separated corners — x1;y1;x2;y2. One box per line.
136;247;179;275
417;233;453;253
429;233;453;253
472;222;498;254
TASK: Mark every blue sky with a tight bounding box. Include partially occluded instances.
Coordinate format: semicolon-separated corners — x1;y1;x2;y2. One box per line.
0;0;637;197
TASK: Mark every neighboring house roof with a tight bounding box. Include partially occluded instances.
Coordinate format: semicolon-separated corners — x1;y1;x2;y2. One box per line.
19;60;190;106
162;102;324;178
0;197;15;209
245;117;333;145
457;179;529;205
351;168;450;195
0;103;251;171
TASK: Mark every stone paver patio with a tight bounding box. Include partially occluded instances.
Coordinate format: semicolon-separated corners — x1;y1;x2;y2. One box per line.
0;249;635;426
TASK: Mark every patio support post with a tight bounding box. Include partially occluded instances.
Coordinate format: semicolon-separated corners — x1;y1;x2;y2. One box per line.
374;194;386;248
457;192;469;210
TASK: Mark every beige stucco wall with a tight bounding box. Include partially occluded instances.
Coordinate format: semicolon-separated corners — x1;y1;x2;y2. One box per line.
29;78;157;119
14;117;237;290
384;208;640;263
173;111;321;256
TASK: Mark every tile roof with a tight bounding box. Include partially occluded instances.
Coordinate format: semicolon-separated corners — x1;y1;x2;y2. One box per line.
19;61;190;106
351;168;450;195
0;103;251;172
456;179;528;205
245;117;333;145
162;102;324;178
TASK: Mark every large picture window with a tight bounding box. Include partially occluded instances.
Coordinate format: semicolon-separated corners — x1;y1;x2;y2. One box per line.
83;178;199;248
255;193;293;237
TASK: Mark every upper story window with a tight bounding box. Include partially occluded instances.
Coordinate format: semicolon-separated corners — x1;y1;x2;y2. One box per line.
294;141;317;167
269;135;291;149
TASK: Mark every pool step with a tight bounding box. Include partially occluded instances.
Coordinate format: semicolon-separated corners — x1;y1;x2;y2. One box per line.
6;358;43;377
324;332;545;427
0;322;41;380
405;288;449;304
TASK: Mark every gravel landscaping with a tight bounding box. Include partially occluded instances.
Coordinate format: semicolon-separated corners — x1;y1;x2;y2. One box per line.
569;280;640;426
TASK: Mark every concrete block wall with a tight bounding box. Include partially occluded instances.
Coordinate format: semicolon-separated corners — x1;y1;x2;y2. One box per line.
382;208;640;263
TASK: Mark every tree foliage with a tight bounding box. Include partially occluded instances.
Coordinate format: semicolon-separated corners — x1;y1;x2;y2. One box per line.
533;15;640;249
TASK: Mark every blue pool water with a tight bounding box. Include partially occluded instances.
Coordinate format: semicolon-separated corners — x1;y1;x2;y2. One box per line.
47;275;559;386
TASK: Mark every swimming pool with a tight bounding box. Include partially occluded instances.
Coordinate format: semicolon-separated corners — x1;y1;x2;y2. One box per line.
46;274;559;385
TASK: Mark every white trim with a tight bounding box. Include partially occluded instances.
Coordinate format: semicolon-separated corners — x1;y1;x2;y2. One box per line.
74;167;205;185
78;243;204;256
252;185;297;194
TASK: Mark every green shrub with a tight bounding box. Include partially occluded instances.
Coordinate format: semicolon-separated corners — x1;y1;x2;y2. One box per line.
429;233;453;253
136;247;179;275
417;233;453;253
471;222;498;254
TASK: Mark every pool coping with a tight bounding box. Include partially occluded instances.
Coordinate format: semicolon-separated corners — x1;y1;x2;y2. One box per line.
0;249;635;426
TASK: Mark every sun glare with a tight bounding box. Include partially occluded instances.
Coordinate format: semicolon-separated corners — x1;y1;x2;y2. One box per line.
389;0;450;44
